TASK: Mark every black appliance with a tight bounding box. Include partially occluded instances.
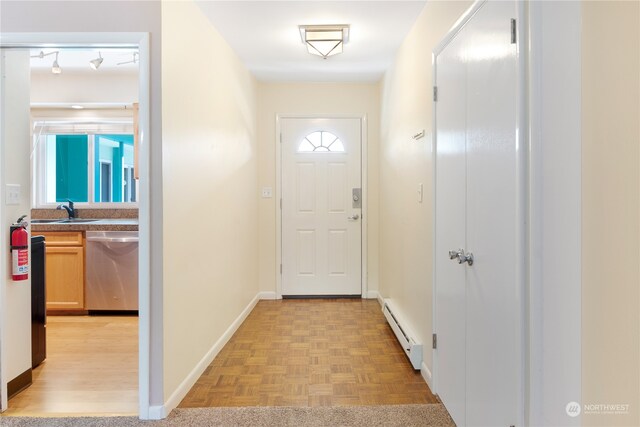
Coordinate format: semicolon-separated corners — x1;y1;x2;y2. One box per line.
31;235;46;368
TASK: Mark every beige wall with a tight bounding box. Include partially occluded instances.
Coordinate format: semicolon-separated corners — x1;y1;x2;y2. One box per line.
0;50;32;403
379;1;471;377
161;0;258;403
257;82;380;296
582;2;640;426
31;71;138;105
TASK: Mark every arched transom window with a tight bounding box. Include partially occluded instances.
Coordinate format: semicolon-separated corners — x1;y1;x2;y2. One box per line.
298;131;345;152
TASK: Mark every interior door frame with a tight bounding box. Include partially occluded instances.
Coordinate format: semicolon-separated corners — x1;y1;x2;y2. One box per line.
431;1;527;425
275;114;368;299
0;32;153;418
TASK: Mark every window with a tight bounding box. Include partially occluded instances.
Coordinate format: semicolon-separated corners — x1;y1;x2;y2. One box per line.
99;161;112;202
298;131;345;152
123;166;136;203
35;127;137;207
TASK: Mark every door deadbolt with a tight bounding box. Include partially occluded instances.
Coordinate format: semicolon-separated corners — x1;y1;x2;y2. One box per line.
352;188;362;208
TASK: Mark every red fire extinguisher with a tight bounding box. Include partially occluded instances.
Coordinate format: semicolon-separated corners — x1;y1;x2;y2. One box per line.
10;215;29;281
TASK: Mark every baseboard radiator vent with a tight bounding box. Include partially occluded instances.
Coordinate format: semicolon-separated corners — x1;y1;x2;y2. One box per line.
382;299;423;370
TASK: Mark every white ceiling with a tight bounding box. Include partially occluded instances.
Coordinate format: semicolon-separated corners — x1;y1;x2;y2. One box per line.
30;48;139;74
195;1;427;82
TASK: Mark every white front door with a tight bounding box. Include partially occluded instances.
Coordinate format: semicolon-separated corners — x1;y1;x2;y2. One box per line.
281;118;362;296
434;1;522;426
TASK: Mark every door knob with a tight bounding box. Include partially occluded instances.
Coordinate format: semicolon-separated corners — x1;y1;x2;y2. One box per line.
448;248;473;266
348;214;360;221
458;250;474;266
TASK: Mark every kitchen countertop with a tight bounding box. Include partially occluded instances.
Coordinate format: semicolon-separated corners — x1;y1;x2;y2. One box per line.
31;218;139;232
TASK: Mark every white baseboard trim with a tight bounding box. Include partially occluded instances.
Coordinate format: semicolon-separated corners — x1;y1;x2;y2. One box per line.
147;405;164;420
258;291;277;300
376;292;385;308
365;290;379;300
421;361;433;390
157;292;262;419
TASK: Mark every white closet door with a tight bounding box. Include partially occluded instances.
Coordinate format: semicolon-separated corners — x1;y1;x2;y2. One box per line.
434;26;468;427
464;2;520;424
435;1;522;426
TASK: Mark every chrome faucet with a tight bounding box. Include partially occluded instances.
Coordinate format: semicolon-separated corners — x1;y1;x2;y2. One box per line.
57;199;77;220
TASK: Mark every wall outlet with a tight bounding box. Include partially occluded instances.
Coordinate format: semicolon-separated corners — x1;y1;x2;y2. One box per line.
417;183;423;203
6;184;21;205
261;187;273;198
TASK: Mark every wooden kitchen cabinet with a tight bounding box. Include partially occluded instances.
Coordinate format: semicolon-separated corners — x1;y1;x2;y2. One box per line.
38;231;84;311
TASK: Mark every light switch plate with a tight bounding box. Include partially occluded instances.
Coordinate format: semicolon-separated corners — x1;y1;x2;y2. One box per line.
261;187;273;198
417;183;423;203
6;184;20;205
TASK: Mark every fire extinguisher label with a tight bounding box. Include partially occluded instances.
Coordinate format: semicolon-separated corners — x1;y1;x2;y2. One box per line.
12;249;29;274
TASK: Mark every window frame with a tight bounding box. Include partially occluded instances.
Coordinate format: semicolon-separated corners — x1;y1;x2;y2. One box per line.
122;165;136;203
297;130;346;153
33;119;138;209
98;160;113;202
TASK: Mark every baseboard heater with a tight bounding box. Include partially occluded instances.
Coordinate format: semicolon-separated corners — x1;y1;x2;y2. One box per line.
382;299;423;370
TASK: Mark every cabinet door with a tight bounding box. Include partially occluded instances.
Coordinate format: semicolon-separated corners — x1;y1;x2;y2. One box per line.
45;246;84;310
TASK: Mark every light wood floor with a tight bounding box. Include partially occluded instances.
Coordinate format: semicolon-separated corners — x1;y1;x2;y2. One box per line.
180;299;439;408
5;315;138;416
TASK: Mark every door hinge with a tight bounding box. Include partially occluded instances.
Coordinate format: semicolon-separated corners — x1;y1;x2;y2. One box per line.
432;333;437;349
280;264;282;274
510;19;517;44
433;86;438;102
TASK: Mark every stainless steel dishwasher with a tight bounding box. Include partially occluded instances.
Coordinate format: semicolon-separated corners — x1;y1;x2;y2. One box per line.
86;231;138;311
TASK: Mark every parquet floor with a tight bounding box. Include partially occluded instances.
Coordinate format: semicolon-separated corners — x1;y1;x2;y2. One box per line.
179;299;439;408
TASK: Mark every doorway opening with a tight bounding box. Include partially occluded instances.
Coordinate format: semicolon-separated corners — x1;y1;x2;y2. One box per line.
0;35;152;418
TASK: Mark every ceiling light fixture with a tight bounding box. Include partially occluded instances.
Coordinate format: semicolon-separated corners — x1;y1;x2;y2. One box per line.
51;52;62;74
31;50;62;74
117;52;139;66
89;52;104;70
299;25;350;59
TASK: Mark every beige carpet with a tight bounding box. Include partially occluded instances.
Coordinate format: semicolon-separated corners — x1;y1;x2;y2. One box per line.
0;404;455;426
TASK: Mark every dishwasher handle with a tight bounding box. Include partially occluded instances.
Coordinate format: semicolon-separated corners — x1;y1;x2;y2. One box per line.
86;236;139;244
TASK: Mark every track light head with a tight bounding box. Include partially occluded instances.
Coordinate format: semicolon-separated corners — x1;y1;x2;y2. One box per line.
51;52;62;74
117;52;139;66
89;52;103;70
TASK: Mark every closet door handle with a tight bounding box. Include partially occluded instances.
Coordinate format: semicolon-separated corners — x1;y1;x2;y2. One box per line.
458;250;474;266
449;249;473;266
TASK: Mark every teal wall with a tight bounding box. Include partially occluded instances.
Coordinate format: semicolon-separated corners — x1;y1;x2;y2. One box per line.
55;135;88;202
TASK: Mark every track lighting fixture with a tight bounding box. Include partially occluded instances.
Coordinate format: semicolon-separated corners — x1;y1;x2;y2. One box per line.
117;52;138;66
51;52;62;74
89;52;103;70
31;50;62;74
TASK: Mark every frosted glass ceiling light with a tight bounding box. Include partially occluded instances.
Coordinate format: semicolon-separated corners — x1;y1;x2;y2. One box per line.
299;25;349;59
89;52;103;70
